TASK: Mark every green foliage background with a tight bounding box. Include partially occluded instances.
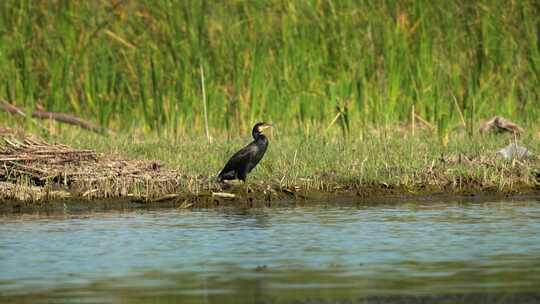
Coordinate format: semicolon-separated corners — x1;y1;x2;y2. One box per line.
1;0;539;137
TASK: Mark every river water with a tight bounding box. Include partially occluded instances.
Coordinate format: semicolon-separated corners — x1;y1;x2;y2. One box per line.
1;200;540;303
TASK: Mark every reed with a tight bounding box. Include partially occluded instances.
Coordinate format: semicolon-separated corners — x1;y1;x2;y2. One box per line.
0;0;539;140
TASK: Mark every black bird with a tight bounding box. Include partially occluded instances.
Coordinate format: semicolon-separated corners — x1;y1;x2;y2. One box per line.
218;122;273;182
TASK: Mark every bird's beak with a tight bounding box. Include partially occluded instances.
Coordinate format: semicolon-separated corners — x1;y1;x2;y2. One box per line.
260;123;273;133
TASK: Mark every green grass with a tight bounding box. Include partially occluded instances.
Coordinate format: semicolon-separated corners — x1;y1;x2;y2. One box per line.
1;123;539;204
1;1;540;139
57;127;540;195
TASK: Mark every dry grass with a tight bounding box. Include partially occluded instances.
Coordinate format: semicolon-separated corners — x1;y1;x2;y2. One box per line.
0;133;182;202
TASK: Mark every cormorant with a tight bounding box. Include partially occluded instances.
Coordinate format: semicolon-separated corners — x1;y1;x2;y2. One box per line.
218;122;273;182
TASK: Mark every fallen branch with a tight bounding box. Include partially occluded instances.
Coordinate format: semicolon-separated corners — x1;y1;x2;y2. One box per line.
0;101;107;134
212;192;237;199
480;116;523;135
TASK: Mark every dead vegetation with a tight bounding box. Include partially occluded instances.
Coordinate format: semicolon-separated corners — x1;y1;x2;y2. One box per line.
0;134;182;202
1;101;107;134
480;116;523;135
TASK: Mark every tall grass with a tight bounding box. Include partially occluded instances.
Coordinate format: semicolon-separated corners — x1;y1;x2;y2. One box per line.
0;0;539;139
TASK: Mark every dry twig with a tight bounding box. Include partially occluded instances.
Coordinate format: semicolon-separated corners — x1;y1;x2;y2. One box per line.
1;101;107;134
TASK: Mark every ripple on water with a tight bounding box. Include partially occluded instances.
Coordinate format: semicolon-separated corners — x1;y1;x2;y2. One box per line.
1;200;540;303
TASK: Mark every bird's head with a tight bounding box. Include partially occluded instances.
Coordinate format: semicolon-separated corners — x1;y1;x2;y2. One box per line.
252;122;273;138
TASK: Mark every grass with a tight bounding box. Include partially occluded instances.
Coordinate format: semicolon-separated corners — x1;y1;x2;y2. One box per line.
56;126;540;197
1;123;539;206
0;1;539;140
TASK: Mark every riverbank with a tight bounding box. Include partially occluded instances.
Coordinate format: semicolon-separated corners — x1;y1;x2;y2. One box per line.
1;128;540;213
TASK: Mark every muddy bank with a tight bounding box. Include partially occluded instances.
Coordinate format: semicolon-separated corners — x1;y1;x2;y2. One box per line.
2;186;540;214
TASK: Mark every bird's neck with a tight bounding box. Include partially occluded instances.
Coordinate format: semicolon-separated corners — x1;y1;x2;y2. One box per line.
253;133;267;142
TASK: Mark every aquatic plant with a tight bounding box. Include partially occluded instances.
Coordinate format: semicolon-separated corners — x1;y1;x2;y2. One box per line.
0;1;539;141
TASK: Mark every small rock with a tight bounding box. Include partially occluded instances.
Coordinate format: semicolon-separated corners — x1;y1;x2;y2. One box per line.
497;143;533;160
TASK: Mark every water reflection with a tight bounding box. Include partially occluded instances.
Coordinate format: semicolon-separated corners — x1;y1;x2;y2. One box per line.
0;201;540;303
218;208;272;229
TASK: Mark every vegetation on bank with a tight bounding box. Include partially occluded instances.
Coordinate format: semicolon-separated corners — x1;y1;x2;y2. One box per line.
62;128;540;193
1;0;540;140
1;1;540;206
1;124;540;207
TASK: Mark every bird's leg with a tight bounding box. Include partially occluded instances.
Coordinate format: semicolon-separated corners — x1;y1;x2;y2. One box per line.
219;179;233;190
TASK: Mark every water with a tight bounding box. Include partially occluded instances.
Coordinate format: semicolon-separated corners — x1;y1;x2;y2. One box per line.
1;200;540;303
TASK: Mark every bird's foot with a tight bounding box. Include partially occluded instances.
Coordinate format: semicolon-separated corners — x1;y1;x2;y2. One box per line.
219;179;243;189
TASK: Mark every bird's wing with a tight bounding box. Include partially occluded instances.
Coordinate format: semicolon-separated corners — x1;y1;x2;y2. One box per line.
219;143;258;175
